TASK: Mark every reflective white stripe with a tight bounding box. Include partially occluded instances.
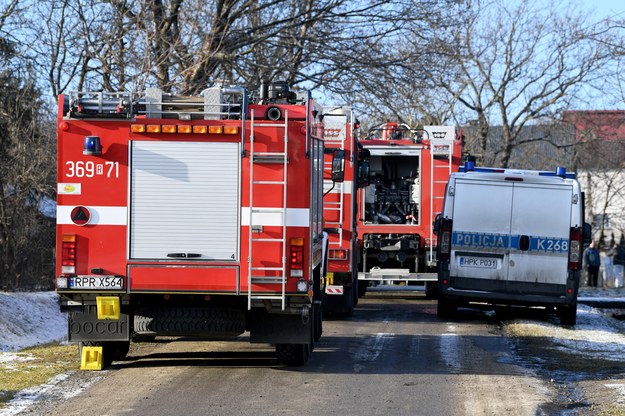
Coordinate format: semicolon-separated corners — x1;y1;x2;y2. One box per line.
57;206;127;225
323;180;353;194
241;207;309;227
59;206;309;227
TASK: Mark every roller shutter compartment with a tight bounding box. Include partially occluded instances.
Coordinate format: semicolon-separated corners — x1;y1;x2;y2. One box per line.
130;141;240;261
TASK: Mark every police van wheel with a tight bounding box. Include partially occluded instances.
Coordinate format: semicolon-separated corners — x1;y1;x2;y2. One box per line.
559;305;577;326
437;297;456;319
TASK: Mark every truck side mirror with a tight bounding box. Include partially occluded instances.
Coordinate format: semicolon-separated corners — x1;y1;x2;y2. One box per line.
331;149;345;183
358;160;370;187
583;222;592;245
433;213;442;235
357;147;370;187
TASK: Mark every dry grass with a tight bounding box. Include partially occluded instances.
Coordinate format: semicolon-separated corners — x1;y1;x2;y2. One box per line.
0;343;78;405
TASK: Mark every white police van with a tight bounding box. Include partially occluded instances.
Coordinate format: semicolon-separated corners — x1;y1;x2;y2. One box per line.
435;163;590;325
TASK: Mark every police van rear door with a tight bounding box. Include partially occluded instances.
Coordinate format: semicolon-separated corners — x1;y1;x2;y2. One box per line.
507;182;572;286
450;178;512;282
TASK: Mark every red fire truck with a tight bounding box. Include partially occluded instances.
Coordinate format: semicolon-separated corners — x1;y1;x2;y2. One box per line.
321;107;366;316
55;82;344;368
356;122;462;297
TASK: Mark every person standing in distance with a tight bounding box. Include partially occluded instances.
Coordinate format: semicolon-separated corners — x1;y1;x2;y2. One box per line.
583;240;601;287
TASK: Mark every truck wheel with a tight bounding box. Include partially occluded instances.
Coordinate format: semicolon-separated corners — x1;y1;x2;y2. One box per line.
559;305;577;326
276;343;311;366
437;296;456;319
342;285;355;317
313;301;323;343
425;282;438;299
353;278;359;307
358;281;368;298
134;307;245;336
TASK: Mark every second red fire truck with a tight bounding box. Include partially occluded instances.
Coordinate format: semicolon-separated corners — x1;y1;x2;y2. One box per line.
321;107;368;316
356;122;463;297
55;82;344;368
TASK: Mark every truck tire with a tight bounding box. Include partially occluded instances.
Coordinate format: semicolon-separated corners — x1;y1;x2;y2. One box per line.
559;305;577;326
437;296;456;319
358;281;368;298
313;301;323;343
425;282;438;299
276;343;310;366
134;307;245;337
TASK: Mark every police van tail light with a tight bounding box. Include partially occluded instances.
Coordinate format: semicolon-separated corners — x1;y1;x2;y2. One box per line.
61;234;77;274
289;238;305;278
568;227;582;270
438;219;453;262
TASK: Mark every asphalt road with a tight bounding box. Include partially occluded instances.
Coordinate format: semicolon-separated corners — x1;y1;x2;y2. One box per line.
44;292;554;416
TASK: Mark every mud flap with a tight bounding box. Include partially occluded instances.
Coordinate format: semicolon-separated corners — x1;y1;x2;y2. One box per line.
249;310;312;344
69;304;130;342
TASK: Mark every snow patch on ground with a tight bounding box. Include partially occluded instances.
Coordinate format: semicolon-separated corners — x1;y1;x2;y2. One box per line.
0;292;67;352
504;304;625;361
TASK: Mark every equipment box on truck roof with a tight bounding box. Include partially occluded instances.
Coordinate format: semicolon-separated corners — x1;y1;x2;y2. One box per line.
435;164;590;326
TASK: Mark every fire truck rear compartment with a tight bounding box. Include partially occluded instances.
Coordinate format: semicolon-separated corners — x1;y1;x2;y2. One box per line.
364;155;420;225
129;141;240;261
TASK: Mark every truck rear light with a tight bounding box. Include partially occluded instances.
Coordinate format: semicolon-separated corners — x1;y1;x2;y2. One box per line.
438;219;452;262
290;238;305;277
209;125;224;134
224;126;239;135
162;125;176;133
177;125;192;134
193;125;208;134
146;124;161;133
61;234;77;274
568;227;582;270
329;249;347;260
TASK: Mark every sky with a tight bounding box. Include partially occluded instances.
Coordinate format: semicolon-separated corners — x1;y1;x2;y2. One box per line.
591;0;625;19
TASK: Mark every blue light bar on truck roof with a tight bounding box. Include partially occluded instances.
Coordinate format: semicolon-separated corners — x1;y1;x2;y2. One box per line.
459;162;576;179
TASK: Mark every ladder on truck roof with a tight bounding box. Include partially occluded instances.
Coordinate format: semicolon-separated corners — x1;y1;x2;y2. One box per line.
247;109;289;310
428;127;456;267
322;114;347;249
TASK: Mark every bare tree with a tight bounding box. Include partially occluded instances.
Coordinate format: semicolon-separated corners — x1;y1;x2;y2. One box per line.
440;0;617;167
323;1;467;128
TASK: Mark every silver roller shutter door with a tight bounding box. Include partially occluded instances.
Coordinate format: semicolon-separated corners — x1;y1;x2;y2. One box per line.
130;141;239;260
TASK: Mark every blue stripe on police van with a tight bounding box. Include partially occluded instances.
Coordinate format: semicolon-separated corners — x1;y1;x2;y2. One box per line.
452;231;568;253
452;231;509;249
